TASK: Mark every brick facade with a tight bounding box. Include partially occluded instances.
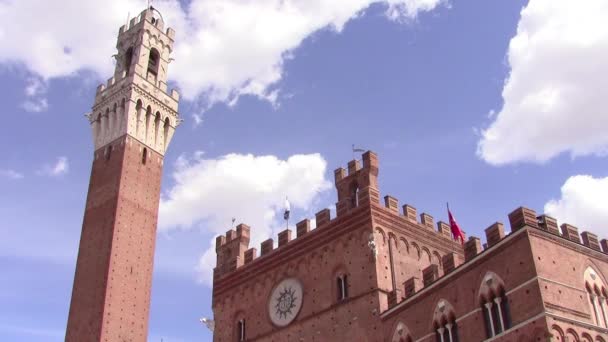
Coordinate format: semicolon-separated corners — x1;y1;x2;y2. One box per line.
212;152;608;342
66;7;180;342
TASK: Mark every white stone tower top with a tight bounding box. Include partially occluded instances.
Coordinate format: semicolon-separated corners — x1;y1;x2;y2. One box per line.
88;6;180;155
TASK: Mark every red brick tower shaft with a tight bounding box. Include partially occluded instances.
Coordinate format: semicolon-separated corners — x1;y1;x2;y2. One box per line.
66;7;180;342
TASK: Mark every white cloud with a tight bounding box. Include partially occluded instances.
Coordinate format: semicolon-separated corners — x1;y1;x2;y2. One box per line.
159;152;332;285
477;0;608;165
0;169;24;180
38;156;69;177
545;175;608;237
21;77;48;112
0;0;444;109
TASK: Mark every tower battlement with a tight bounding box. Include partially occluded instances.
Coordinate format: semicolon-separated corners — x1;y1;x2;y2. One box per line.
214;224;251;279
212;151;464;285
88;7;180;155
213;151;608;293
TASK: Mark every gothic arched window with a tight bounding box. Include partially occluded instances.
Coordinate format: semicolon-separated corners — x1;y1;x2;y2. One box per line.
391;322;412;342
147;48;160;80
135;100;143;138
584;267;608;328
337;274;348;301
479;272;511;338
433;300;459;342
124;47;133;76
163;117;170;150
236;318;246;341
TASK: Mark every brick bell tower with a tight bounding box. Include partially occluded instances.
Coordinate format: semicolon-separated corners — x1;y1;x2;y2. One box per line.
66;7;179;342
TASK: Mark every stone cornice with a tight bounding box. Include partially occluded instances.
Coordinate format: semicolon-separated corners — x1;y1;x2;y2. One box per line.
92;82;178;119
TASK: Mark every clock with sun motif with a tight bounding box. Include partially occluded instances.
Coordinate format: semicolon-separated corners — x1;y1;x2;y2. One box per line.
268;278;303;327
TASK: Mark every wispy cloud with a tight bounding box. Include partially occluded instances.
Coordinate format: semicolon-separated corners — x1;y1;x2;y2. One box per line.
0;169;24;180
38;157;69;177
0;0;444;113
21;76;48;113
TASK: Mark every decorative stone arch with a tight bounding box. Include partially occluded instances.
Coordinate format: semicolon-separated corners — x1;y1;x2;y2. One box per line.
399;237;409;254
421;247;432;264
144;105;153;142
566;328;579;342
478;271;510;338
432;299;459;342
432;299;456;328
584;266;607;294
550;324;565;341
104;108;110;137
111;102;118;134
374;227;387;246
596;335;606;342
162;117;170;151
477;271;507;304
582;333;594;342
432;251;442;268
411;242;421;260
584;265;608;328
388;232;398;247
391;321;412;342
135;99;144;138
154;111;161;147
118;98;126;133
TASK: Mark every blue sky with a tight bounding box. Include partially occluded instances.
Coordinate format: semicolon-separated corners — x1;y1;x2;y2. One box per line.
1;0;607;341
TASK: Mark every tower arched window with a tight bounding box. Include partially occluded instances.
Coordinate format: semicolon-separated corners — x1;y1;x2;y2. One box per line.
147;48;160;80
433;300;459;342
391;322;412;342
479;272;511;338
135;100;143;138
236;319;246;341
481;289;510;337
145;106;152;143
163;117;170;150
154;112;161;147
584;267;608;328
435;319;459;342
337;274;348;301
124;47;133;76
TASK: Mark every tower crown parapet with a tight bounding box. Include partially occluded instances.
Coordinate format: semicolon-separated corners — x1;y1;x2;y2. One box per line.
89;7;180;155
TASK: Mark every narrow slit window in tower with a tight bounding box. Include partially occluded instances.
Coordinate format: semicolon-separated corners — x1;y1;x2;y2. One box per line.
124;47;133;76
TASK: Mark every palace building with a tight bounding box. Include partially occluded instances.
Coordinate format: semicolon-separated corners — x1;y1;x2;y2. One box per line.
64;7;608;342
212;151;608;341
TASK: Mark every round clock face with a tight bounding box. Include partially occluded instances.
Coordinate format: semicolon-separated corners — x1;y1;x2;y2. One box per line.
268;278;303;327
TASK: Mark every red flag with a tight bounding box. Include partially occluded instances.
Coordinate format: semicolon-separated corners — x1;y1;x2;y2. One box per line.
448;208;466;245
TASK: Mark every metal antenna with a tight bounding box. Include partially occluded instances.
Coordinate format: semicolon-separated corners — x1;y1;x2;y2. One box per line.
231;217;236;228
